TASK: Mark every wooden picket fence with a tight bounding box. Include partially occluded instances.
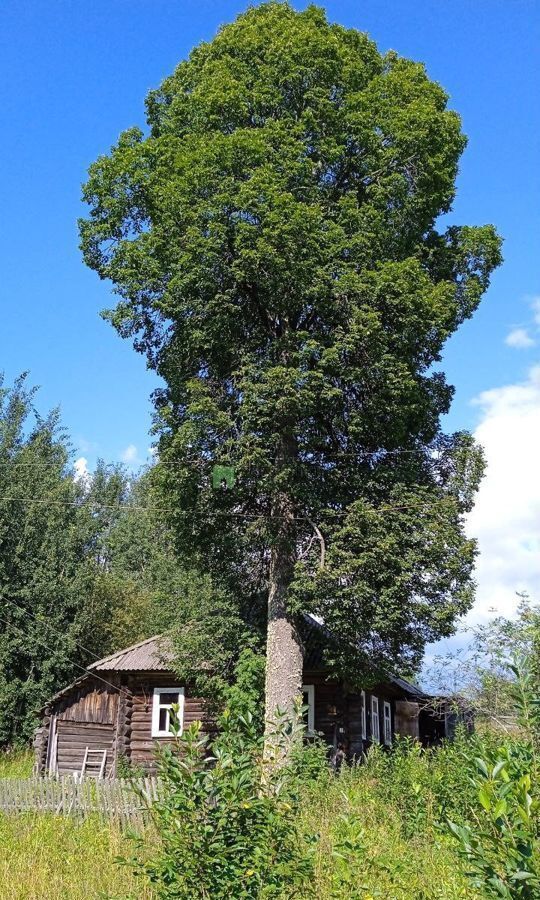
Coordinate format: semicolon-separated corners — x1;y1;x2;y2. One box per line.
0;776;160;824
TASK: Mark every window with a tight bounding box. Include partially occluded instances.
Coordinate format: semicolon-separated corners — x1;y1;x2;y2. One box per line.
151;687;185;738
361;690;367;740
383;701;392;745
370;695;380;743
301;684;315;734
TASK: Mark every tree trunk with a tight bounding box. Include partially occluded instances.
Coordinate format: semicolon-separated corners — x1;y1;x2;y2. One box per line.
264;506;304;764
263;353;304;764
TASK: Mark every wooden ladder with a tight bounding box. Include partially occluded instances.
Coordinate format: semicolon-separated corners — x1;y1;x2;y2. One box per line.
79;748;108;780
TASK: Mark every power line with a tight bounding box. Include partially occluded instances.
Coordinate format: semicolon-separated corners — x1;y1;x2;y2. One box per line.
0;493;460;519
0;445;452;473
0;593;109;668
0;610;130;699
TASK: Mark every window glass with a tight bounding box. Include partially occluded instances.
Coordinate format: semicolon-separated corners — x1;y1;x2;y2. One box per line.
152;687;184;737
383;702;392;745
361;690;367;740
301;685;315;733
158;707;170;732
371;696;380;743
160;692;179;706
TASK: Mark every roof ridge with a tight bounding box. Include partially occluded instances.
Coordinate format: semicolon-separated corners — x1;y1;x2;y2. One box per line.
87;633;168;670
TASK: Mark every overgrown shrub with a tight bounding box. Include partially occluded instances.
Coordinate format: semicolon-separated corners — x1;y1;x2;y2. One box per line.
122;646;540;898
359;730;487;837
447;653;540;898
128;709;315;898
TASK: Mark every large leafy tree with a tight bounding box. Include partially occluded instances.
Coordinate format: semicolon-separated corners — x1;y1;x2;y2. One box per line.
0;375;202;744
80;3;502;734
0;376;115;741
0;375;150;743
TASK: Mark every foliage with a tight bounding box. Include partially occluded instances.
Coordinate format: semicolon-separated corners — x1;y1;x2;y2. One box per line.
299;743;481;899
0;374;132;744
358;732;480;837
166;573;261;707
223;647;266;732
80;0;502;689
5;726;540;899
0;374;196;746
447;652;540;898
128;709;315;898
448;750;539;898
429;596;540;729
88;473;258;707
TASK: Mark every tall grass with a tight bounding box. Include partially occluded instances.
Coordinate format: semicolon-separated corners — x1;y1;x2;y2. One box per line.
0;743;476;900
0;749;33;778
1;730;535;898
299;737;482;899
0;814;154;900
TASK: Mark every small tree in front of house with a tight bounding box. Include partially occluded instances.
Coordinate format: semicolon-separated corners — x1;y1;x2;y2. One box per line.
129;706;315;898
80;2;502;747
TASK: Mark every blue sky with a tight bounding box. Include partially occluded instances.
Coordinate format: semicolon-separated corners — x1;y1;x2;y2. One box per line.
1;1;539;639
0;0;537;461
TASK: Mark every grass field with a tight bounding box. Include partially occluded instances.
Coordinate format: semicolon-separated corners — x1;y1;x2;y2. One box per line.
0;751;154;899
300;764;477;899
0;749;33;778
0;804;471;900
0;814;154;900
0;745;478;900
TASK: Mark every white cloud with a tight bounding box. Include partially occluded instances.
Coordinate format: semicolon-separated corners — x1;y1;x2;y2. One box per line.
505;327;535;349
74;456;90;483
120;444;139;465
531;296;540;327
465;365;540;624
76;436;98;454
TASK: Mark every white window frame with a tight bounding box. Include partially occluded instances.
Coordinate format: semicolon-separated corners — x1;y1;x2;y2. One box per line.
370;695;380;743
302;684;315;734
361;690;367;740
383;701;392;746
151;687;185;738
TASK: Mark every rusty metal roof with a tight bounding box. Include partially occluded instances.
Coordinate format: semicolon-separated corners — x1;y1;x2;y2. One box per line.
88;635;175;672
75;622;432;696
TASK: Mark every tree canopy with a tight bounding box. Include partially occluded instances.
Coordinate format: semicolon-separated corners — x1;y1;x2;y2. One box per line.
0;375;191;743
80;2;502;716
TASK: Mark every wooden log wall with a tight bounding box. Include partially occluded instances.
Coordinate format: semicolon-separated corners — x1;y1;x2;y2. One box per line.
128;673;213;772
34;709;51;775
36;668;428;776
55;720;114;776
54;678;118;725
35;676;121;775
304;672;346;750
303;671;396;756
114;676;133;769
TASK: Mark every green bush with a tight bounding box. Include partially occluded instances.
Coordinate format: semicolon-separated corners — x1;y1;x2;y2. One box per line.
359;730;486;838
119;646;540;898
128;709;315;899
447;653;540;898
448;748;539;898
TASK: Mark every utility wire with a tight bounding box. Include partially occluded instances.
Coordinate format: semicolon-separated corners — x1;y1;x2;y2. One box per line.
0;593;111;668
0;493;459;519
0;610;131;699
0;446;453;473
